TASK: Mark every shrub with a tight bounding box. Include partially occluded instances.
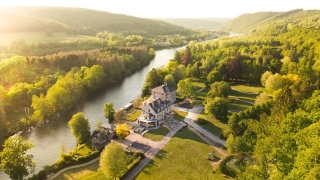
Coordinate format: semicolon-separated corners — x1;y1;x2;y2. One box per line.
219;155;238;178
38;170;47;180
196;118;206;125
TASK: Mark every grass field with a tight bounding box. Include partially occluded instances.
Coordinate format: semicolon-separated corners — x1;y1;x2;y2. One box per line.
196;114;231;137
190;78;208;100
53;160;102;180
0;32;93;46
126;110;142;121
143;127;170;141
173;109;188;121
135;128;226;179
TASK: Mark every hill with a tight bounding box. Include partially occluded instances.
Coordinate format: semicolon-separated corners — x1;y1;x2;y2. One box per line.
0;6;195;37
219;9;320;34
156;18;229;30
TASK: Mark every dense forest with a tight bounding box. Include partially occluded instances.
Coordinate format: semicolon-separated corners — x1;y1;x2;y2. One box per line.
156;18;229;30
141;9;320;179
220;9;320;34
0;7;195;37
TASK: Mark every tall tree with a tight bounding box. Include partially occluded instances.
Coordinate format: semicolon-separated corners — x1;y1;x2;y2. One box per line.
205;97;228;122
177;78;195;98
0;135;35;180
100;142;129;179
182;46;192;66
68;112;91;144
104;103;115;124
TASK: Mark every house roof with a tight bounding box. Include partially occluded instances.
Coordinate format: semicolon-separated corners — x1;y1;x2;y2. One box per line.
100;123;116;130
142;98;171;113
152;84;176;94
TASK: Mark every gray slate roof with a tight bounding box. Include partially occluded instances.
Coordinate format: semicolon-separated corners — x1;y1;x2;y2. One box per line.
152;84;176;94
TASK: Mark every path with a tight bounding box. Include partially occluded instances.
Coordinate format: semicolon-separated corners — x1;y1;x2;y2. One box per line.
47;156;100;180
229;95;254;105
121;122;185;180
174;105;226;146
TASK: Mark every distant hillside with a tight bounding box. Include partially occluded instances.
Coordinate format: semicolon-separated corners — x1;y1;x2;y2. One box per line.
156;18;229;30
219;9;320;34
0;6;195;37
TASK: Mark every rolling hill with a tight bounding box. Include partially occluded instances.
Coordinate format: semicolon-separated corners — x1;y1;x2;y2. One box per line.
219;9;320;34
0;6;195;37
156;18;229;30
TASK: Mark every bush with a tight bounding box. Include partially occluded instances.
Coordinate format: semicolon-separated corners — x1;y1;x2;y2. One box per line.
38;170;47;180
196;118;206;125
219;155;238;178
134;152;145;159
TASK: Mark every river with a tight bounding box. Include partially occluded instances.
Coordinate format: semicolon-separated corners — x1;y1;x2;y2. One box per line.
0;45;186;179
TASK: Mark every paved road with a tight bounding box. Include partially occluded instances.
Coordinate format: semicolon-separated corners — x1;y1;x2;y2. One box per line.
122;122;185;180
174;105;226;146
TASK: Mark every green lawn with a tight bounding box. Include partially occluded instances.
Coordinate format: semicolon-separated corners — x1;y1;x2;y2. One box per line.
53;160;101;180
0;32;93;46
135;128;227;179
196;114;231;137
126;110;142;121
190;78;208;99
173;109;188;121
74;142;93;156
227;97;253;112
143;127;170;141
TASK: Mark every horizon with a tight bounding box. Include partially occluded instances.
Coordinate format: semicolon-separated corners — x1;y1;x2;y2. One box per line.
0;0;319;19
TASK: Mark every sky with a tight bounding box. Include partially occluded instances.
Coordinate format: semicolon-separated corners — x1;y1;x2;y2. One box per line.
0;0;319;18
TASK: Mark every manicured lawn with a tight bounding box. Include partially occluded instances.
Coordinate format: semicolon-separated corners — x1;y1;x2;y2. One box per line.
135;128;226;179
53;160;101;180
227;97;253;112
0;32;93;46
229;89;257;103
196;114;231;137
74;142;93;156
143;127;170;141
190;78;208;100
173;109;188;121
126;110;142;121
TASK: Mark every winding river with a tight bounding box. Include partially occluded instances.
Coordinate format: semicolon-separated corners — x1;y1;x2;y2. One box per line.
0;45;186;179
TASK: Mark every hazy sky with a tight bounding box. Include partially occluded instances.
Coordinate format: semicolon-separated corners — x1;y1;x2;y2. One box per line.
0;0;318;18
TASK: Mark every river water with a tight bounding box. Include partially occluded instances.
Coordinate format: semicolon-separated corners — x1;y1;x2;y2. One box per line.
0;46;186;179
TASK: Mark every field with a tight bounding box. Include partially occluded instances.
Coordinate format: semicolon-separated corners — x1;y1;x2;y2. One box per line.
143;126;170;141
0;32;93;46
135;128;227;179
126;110;142;121
53;160;103;180
173;109;188;121
196;114;231;137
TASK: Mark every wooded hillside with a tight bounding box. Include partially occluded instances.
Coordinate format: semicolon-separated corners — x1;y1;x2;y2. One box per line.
0;7;195;37
156;18;229;29
220;9;320;34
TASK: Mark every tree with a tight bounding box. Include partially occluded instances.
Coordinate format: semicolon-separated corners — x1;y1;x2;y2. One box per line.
164;74;176;87
104;103;115;123
114;109;126;123
182;46;192;66
133;94;143;109
207;81;231;98
115;123;131;140
100;142;128;179
254;92;271;106
207;70;223;84
0;135;35;180
265;73;284;91
205;97;228;122
68;112;91;144
177;78;195;98
260;71;273;86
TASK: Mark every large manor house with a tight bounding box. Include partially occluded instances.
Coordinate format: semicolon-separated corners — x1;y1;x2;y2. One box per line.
138;84;176;129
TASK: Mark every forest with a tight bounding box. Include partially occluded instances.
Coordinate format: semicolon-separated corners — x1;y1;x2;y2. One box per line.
0;7;194;37
141;9;320;179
